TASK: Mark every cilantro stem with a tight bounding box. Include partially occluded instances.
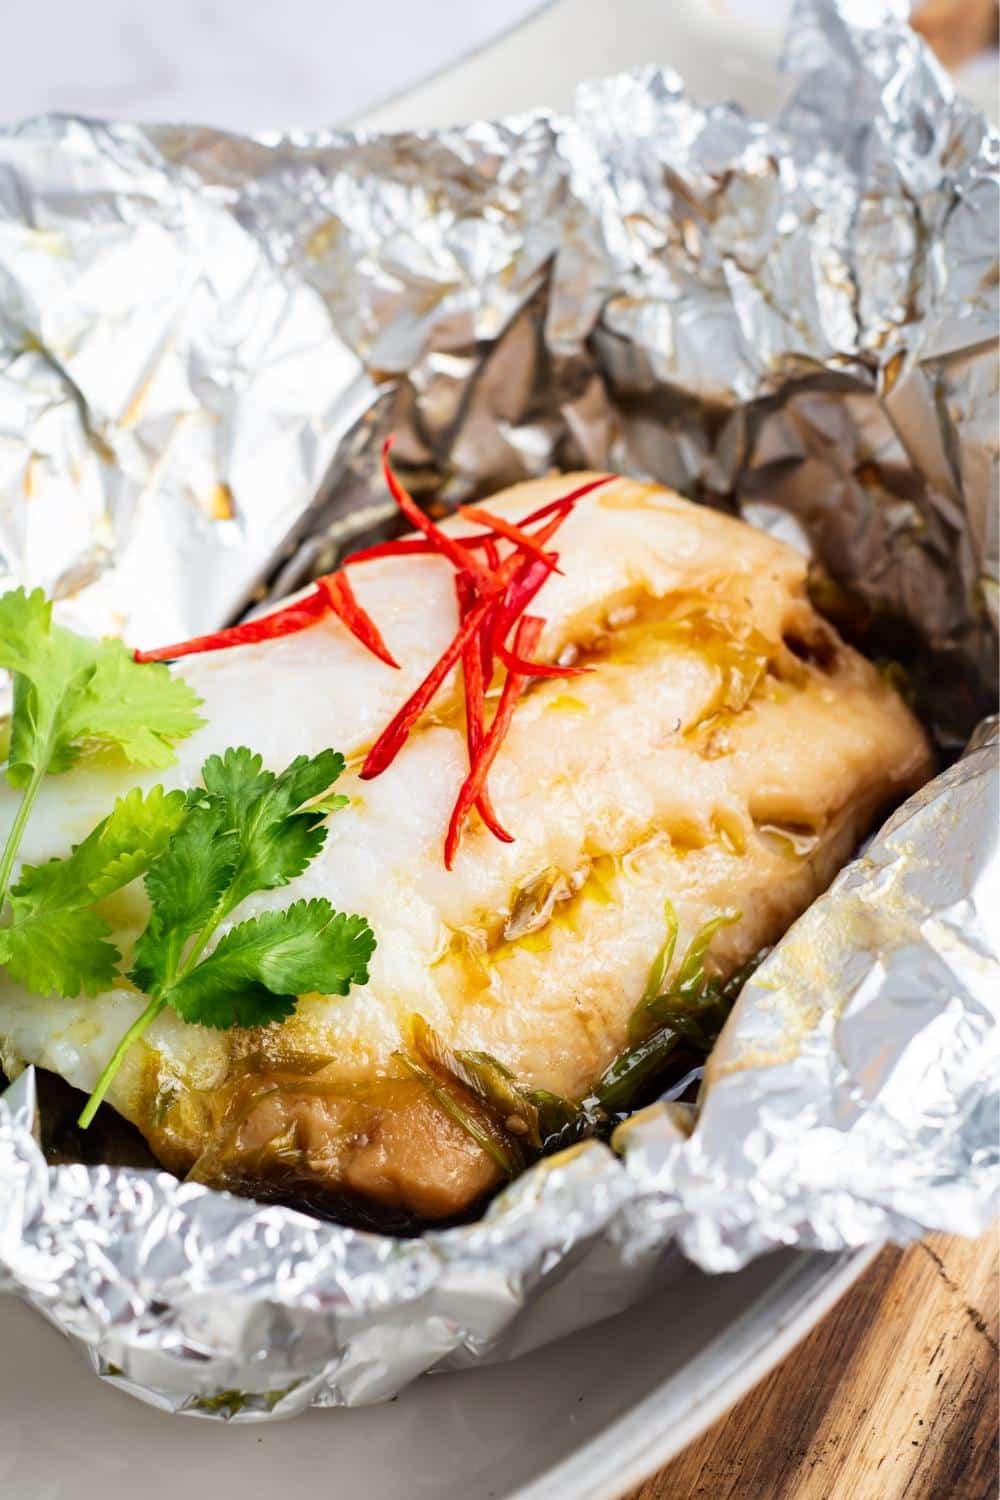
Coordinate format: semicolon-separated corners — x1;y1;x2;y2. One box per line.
76;899;228;1130
178;904;228;980
74;744;367;1133
78;994;167;1129
0;763;48;912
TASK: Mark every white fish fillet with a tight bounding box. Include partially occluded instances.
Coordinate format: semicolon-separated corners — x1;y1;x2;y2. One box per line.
0;474;932;1220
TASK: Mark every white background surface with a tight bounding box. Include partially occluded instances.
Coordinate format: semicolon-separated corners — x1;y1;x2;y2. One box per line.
0;0;550;129
4;0;995;133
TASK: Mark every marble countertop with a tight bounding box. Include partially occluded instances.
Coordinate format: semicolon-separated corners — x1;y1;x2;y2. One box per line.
0;0;549;130
8;0;995;134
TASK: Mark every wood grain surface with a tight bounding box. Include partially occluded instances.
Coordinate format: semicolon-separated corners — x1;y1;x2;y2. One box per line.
626;1227;998;1500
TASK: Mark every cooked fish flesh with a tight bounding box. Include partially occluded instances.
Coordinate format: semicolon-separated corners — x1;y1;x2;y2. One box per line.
0;473;933;1220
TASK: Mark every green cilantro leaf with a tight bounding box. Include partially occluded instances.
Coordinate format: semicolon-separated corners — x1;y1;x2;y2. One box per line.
0;585;52;678
77;744;373;1129
62;638;206;769
200;747;347;906
129;747;350;996
0;908;121;999
310;792;350;816
0;587;203;912
0;786;187;997
11;785;187;911
166;900;375;1029
129;801;239;996
0;588;203;788
199;744;275;809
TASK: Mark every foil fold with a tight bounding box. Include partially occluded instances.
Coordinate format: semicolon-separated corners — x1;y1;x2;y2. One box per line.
0;0;997;1417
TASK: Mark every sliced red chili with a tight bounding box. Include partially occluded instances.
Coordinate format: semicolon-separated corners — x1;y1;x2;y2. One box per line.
133;589;330;663
359;474;614;573
514;474;616;530
318;571;399;669
478;599;498;683
455;572;512;844
483;548;591;677
344;532;499;567
382;437;491;589
343;537;440;565
487;553;554;657
360;591;496;780
135;471;613;666
495;638;591;678
137;447;619;866
457;505;562;572
477;537;504;683
444;614;544;869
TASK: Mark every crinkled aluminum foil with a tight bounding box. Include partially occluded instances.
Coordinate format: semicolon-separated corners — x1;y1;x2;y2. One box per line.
0;0;997;1418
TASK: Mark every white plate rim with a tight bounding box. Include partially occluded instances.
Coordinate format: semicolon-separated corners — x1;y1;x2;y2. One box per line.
508;1242;882;1500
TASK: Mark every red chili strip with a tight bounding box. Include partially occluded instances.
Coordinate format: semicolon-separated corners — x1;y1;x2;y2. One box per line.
478;600;498;683
444;614;544;869
495;638;590;678
514;474;616;530
360;591;496;780
488;553;554;657
135;472;615;666
133;589;330;663
457;505;562;572
357;541;564;799
345;471;613;573
344;532;501;567
476;538;503;681
318;571;400;669
455;572;512;844
382;437;492;589
482;549;590;679
474;546;549;686
343;537;440;565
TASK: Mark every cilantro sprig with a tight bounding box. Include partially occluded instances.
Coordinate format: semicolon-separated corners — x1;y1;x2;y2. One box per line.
0;588;203;910
78;747;375;1127
0;589;375;1133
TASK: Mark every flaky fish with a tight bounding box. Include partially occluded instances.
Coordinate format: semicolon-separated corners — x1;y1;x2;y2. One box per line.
0;473;932;1221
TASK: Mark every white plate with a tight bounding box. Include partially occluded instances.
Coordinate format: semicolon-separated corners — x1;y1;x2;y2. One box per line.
0;1244;875;1500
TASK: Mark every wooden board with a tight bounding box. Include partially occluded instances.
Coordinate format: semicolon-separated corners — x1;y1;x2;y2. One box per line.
626;1227;998;1500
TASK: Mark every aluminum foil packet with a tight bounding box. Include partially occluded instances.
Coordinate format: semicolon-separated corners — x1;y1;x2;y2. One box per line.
0;0;997;1418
